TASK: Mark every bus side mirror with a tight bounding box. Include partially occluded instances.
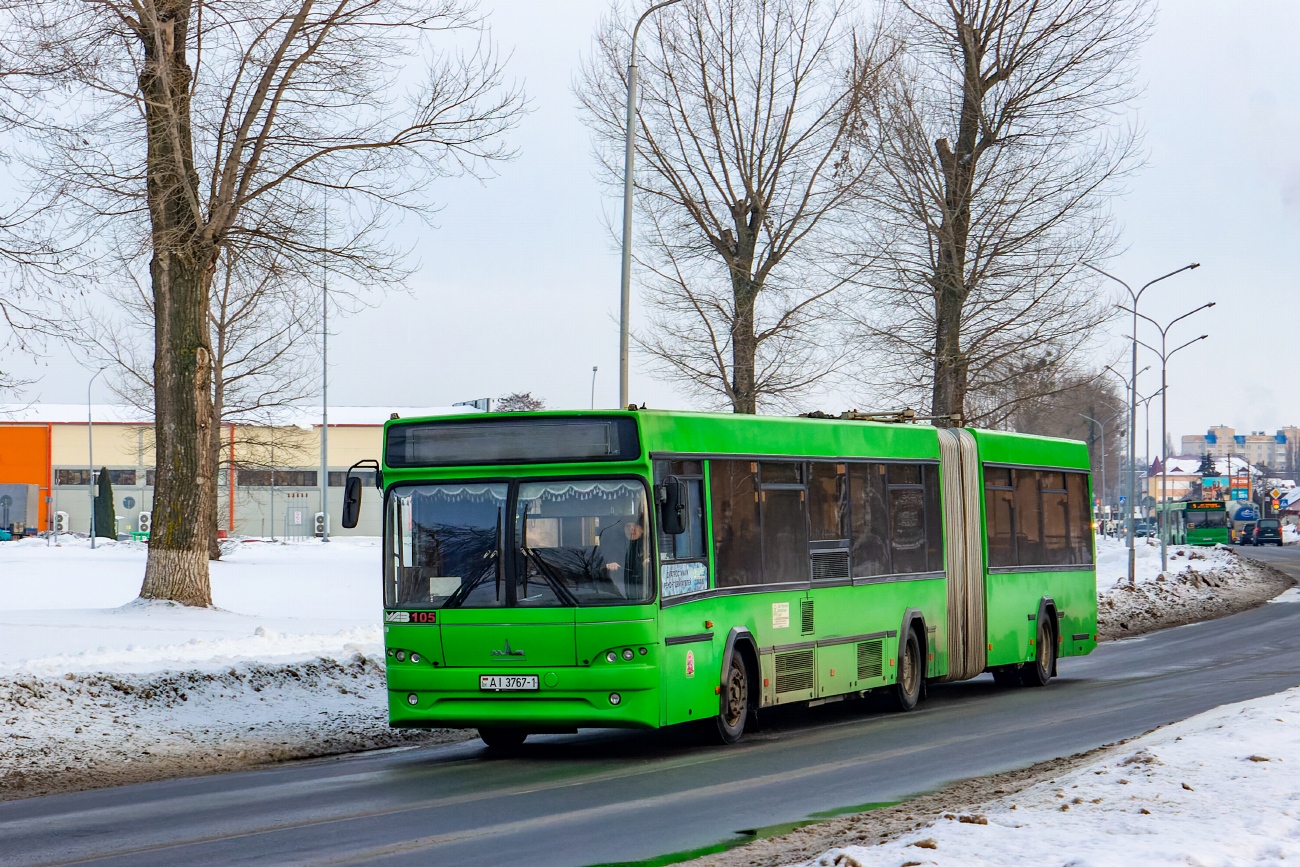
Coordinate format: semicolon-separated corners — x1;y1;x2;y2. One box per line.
342;476;363;529
657;477;687;536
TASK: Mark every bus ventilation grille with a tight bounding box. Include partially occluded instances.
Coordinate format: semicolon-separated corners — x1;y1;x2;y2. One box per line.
801;599;815;635
774;650;815;693
810;551;849;582
857;640;884;680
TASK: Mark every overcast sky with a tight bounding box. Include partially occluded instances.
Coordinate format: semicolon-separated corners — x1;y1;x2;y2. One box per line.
10;0;1298;450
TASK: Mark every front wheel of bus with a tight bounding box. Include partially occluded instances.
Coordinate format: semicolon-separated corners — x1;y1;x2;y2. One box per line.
1021;621;1055;688
479;727;527;750
715;654;749;744
893;630;922;712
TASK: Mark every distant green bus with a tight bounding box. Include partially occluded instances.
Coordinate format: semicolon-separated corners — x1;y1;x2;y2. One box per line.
343;410;1097;748
1160;501;1230;546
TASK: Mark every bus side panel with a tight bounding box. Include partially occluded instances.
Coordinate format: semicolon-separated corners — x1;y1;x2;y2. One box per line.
807;579;948;685
984;572;1038;667
986;569;1097;666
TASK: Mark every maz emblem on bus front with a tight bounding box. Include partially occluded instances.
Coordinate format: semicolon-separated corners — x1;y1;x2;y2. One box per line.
492;640;526;658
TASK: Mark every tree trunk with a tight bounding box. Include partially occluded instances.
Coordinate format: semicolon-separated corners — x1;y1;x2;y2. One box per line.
136;1;216;607
928;20;986;427
730;271;758;415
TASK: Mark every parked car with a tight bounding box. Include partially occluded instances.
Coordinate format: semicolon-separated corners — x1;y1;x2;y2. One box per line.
1254;519;1284;546
1132;519;1154;538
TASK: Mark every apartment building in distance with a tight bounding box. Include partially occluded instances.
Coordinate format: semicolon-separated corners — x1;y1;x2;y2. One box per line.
1181;425;1300;472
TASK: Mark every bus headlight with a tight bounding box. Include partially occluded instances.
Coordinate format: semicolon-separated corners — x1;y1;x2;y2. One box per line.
609;693;621;706
622;648;634;661
407;693;419;706
606;651;617;663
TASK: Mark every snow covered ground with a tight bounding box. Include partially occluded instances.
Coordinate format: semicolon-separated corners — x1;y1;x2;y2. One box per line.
0;535;382;674
1092;536;1288;638
0;536;461;799
799;679;1300;867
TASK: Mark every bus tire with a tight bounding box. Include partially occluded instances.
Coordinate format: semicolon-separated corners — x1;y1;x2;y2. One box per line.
893;629;923;712
715;653;750;744
1021;620;1055;688
478;727;527;750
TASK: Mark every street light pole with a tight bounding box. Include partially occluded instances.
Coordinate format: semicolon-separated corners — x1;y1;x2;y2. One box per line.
1128;302;1213;570
320;208;329;543
1079;411;1122;529
619;0;684;410
590;366;598;409
1084;261;1200;586
87;367;105;548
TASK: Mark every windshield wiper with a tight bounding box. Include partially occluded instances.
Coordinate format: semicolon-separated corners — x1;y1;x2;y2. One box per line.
519;547;580;607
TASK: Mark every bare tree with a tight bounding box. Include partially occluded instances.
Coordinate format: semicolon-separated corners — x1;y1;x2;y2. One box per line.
69;241;334;558
849;0;1151;424
3;0;522;605
579;0;888;413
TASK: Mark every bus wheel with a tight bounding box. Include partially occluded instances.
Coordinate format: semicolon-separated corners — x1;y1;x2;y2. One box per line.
1021;621;1055;688
478;727;527;750
715;654;749;744
893;630;922;712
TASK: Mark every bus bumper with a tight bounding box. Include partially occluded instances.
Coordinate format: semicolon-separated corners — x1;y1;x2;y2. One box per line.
386;666;661;730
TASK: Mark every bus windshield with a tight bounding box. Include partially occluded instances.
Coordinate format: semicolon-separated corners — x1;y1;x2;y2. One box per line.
385;479;651;609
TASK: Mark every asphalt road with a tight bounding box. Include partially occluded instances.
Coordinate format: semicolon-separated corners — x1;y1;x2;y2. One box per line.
5;546;1300;867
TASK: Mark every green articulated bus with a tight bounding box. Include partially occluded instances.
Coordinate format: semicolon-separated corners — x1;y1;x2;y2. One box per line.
340;410;1098;748
1160;501;1230;546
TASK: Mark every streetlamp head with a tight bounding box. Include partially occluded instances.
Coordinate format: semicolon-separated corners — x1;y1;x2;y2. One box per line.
1189;263;1201;269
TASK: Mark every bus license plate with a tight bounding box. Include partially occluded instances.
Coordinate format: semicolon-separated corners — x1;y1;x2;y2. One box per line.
480;675;539;691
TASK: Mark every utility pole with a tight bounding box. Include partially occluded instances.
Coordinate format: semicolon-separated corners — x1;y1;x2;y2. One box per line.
1085;261;1200;586
1129;301;1213;571
619;0;684;409
320;208;330;542
87;368;105;548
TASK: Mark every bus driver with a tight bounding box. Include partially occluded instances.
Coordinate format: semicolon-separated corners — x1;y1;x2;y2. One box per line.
604;520;647;599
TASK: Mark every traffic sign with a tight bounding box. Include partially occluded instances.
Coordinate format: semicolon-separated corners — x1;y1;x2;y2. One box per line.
1271;488;1282;499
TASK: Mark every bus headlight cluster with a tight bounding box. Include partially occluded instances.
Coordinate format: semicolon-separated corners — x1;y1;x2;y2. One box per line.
388;648;423;664
605;647;646;663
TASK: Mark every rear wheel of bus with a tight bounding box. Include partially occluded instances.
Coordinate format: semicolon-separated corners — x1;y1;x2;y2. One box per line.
1021;620;1055;688
479;727;528;750
893;629;923;711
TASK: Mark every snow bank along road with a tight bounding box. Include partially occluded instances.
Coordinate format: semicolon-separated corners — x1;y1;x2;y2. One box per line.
3;545;1300;867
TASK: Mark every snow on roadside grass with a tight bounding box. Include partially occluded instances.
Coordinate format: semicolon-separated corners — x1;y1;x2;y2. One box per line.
0;536;380;673
1093;535;1288;638
800;686;1300;867
0;536;465;799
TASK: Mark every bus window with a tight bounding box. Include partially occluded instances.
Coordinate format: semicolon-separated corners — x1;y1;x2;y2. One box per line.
1014;470;1044;565
385;483;508;609
654;461;706;562
849;463;891;577
514;479;652;606
984;468;1015;568
710;460;763;587
924;465;943;570
1041;472;1069;566
1066;472;1093;564
886;465;927;574
759;461;809;583
807;462;848;542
